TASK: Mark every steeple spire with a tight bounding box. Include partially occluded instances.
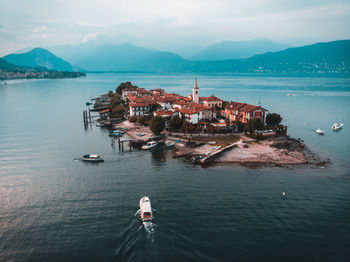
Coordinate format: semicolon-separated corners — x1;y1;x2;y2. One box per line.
192;77;199;103
194;77;198;89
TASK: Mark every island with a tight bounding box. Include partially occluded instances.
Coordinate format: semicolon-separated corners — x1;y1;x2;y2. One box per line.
88;80;328;167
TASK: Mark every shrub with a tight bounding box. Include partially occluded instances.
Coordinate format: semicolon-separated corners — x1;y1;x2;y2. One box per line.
149;116;165;134
137;116;147;125
115;82;138;95
266;113;282;126
169;115;183;132
129;116;137;123
112;104;125;114
247;118;264;133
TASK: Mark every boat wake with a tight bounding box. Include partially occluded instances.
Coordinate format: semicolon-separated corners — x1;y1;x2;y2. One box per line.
142;221;156;235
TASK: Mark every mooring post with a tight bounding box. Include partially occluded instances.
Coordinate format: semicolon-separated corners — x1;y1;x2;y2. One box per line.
129;141;132;151
83;110;88;128
118;138;121;150
121;141;124;151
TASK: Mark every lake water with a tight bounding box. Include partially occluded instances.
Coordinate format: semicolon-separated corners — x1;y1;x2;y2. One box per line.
0;73;349;261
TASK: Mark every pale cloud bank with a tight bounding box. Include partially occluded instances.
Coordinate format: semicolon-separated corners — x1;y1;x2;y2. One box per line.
0;0;349;55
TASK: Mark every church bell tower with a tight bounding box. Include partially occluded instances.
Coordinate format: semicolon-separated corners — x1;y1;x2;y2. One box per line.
192;77;199;103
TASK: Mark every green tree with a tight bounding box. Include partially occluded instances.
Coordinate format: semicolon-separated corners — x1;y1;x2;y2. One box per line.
266;113;282;126
181;121;195;133
111;104;125;114
110;93;122;107
129;116;137;123
150;104;161;113
108;90;114;97
169;115;183;131
233;121;245;132
137;115;147;125
115;81;138;95
247;118;264;133
149;116;165;134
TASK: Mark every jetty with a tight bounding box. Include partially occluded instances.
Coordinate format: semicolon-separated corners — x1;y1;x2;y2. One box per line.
199;143;238;165
112;135;166;151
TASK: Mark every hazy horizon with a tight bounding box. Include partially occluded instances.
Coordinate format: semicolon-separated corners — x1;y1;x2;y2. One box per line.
1;0;350;56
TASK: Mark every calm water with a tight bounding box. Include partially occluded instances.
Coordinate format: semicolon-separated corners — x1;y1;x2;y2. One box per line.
0;74;350;261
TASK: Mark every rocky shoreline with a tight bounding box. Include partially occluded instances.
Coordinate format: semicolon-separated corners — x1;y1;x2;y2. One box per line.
114;121;329;168
171;135;329;168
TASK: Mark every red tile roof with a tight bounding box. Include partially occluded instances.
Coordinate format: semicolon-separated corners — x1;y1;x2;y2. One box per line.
99;109;110;114
158;96;177;103
240;104;267;112
177;108;200;115
154;111;174;116
174;100;187;105
225;102;247;110
201;95;222;102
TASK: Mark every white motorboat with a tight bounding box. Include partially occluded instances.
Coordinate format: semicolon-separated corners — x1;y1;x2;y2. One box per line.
138;196;153;222
142;141;158;150
165;142;175;148
82;154;104;162
316;128;325;135
332;123;343;131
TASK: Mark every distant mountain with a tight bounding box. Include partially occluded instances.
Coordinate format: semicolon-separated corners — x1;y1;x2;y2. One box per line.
164;44;204;59
190;39;289;61
0;57;20;71
13;47;35;54
190;39;350;73
48;43;189;72
3;48;74;71
41;39;350;73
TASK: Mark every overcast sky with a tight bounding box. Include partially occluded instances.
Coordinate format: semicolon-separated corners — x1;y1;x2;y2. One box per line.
0;0;349;56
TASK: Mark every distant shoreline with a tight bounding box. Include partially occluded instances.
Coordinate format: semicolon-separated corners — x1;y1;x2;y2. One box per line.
85;71;350;78
0;70;86;81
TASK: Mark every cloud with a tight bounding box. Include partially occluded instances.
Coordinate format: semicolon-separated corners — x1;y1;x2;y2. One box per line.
0;0;349;56
32;25;46;33
81;32;98;43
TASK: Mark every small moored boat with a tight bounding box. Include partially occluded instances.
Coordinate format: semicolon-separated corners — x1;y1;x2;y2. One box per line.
316;128;325;135
332;123;343;131
165;142;175;148
142;141;158;150
82;154;104;162
109;130;124;137
192;155;204;164
86;102;93;106
138;196;153;222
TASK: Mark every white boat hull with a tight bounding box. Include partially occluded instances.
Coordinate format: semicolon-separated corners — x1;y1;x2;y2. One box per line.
332;123;343;131
142;142;158;150
139;196;153;222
